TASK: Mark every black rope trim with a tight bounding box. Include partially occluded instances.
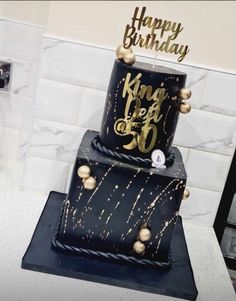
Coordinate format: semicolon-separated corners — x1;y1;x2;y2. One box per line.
52;200;172;269
91;136;175;167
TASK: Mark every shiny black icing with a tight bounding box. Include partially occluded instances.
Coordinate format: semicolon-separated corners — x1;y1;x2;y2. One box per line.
100;60;186;159
56;130;186;263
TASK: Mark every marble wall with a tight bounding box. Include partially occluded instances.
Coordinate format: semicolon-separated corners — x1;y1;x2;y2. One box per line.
0;19;44;160
0;19;235;227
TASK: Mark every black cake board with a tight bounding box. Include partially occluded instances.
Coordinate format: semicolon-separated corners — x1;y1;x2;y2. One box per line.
22;191;198;301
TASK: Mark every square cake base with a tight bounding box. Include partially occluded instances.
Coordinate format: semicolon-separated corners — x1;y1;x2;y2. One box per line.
22;191;198;301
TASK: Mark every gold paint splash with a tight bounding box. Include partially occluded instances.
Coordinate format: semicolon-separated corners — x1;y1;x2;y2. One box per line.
163;105;171;135
86;163;117;205
126;187;144;223
154;215;176;253
63;199;70;234
148;179;179;209
121;178;183;240
99;209;105;220
126;168;141;190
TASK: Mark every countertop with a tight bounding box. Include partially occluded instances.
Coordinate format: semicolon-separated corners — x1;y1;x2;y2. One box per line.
0;160;235;301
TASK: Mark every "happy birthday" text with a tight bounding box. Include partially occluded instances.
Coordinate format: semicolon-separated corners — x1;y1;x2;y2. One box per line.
123;7;189;62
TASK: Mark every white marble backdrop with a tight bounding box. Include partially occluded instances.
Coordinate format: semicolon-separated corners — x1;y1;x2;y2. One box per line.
0;19;44;160
0;18;234;227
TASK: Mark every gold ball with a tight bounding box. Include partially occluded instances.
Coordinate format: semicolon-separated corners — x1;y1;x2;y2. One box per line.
116;45;132;60
183;188;190;200
179;88;192;100
139;228;151;242
123;51;136;65
84;176;97;190
179;101;191;114
77;165;91;179
133;241;145;254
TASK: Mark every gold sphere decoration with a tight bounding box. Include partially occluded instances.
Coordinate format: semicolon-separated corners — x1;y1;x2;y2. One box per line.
179;88;192;100
77;165;91;179
84;176;97;190
116;45;132;60
116;45;135;65
133;241;145;254
183;188;190;200
179;101;191;114
139;228;151;242
123;51;136;65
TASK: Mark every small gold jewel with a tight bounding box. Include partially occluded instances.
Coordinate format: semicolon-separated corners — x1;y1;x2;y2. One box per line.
139;228;151;242
116;45;135;65
133;241;145;254
84;176;97;190
179;101;191;114
179;88;192;100
183;188;190;200
77;165;91;179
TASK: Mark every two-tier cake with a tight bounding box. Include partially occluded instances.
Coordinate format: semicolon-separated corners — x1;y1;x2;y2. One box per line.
52;47;191;267
22;46;197;301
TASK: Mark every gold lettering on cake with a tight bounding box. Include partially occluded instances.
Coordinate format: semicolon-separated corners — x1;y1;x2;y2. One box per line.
114;72;168;153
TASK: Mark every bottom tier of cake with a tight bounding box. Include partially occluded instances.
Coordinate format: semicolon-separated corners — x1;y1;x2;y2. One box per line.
53;130;187;265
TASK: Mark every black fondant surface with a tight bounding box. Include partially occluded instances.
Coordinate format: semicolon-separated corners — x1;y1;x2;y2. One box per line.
132;61;186;74
56;130;186;263
100;59;186;158
22;191;198;301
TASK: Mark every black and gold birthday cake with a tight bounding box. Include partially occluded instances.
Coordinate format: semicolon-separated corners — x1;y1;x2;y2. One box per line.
22;9;198;298
52;48;192;268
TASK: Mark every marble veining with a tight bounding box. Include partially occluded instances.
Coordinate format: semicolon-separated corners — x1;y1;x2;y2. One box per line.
43;39;64;50
30;119;87;162
174;108;236;156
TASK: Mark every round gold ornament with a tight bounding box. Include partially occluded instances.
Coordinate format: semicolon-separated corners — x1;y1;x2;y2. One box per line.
179;101;191;114
139;228;151;242
77;165;91;179
133;241;145;254
123;51;136;65
116;45;132;60
179;88;192;100
183;188;190;200
84;176;97;190
116;45;135;66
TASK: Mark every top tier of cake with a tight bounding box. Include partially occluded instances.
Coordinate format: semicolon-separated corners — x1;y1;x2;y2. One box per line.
99;59;186;162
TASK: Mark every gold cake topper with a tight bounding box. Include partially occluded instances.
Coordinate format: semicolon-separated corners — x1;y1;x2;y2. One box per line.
123;7;189;62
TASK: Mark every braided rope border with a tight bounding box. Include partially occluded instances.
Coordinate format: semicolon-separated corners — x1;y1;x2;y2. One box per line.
91;136;175;167
52;201;172;269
